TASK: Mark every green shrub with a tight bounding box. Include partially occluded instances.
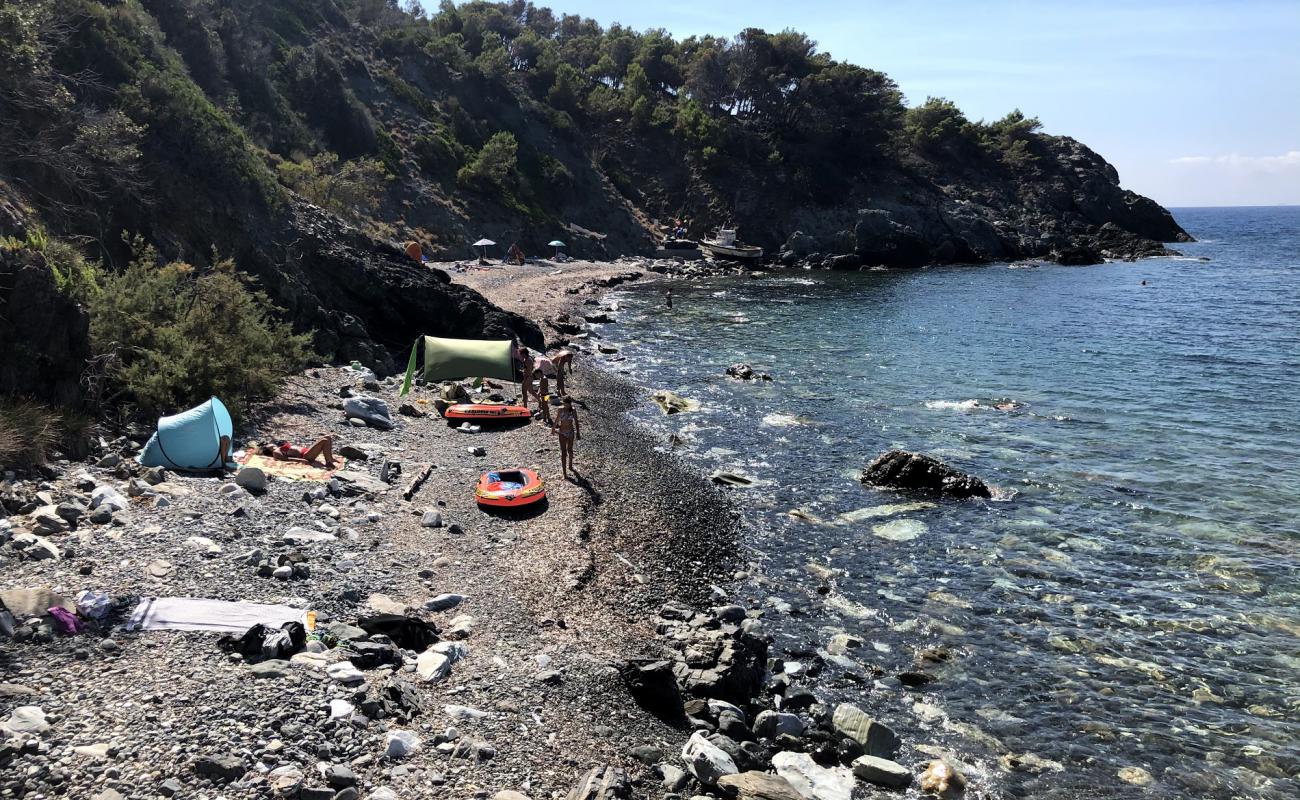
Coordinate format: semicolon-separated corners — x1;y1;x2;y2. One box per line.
0;399;62;467
456;131;518;192
276;152;391;219
0;228;101;301
88;248;313;421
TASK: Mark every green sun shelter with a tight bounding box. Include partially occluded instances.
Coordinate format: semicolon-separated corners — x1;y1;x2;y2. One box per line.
400;336;516;396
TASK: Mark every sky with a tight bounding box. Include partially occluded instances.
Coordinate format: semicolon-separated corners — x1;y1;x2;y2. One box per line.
431;0;1300;207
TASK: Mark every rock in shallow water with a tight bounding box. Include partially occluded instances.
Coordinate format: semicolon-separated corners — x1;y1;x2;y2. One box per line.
861;450;990;499
852;755;912;788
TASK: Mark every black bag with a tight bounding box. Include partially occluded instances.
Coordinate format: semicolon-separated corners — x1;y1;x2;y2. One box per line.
219;621;306;661
355;614;439;652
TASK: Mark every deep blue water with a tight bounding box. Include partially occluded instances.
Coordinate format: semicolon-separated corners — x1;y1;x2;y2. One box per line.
602;206;1299;799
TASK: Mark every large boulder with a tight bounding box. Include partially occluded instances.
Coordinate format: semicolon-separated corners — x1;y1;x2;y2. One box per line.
619;658;684;722
861;450;990;499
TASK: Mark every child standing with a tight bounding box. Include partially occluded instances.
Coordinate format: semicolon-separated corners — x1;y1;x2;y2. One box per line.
551;396;581;480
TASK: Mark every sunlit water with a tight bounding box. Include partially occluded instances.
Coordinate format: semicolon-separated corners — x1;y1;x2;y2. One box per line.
600;207;1299;798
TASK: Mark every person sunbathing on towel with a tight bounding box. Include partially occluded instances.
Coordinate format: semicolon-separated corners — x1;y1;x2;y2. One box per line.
257;436;337;469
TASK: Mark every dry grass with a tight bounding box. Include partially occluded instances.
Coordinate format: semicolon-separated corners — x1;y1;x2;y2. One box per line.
0;399;62;466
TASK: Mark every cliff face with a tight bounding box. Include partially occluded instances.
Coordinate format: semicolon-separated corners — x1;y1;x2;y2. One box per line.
0;0;1188;400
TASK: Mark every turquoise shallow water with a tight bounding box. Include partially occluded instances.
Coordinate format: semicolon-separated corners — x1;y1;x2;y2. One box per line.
601;206;1299;798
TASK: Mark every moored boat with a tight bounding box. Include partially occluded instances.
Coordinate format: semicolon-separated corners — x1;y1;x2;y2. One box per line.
700;228;763;261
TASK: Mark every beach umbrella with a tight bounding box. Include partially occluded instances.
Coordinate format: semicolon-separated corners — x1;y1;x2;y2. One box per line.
472;238;495;260
547;239;566;258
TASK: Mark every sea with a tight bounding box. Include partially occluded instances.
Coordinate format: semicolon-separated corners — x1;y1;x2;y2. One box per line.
599;206;1299;799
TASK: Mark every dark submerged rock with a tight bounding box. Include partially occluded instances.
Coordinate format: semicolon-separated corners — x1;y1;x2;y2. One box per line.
861;450;991;499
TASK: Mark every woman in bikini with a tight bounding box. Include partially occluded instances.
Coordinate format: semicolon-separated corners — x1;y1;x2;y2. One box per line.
551;396;581;480
258;436;337;469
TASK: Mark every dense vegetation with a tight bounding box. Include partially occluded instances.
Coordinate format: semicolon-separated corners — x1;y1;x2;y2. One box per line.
0;0;1185;460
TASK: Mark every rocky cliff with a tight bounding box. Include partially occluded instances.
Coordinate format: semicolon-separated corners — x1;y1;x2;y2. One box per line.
0;0;1189;404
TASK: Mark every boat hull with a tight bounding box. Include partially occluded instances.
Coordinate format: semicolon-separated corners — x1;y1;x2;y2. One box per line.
700;241;764;260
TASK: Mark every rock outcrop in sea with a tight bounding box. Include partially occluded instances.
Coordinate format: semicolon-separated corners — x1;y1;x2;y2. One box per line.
861;450;992;499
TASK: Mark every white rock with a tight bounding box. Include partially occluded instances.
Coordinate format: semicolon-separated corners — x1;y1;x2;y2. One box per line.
283;526;336;544
416;651;451;683
90;485;128;511
185;536;221;555
431;641;469;664
420;509;443;528
681;730;738;786
326;661;365;683
385;729;421;760
73;743;111;759
2;706;49;735
771;751;855;800
329;700;355;720
443;704;488;720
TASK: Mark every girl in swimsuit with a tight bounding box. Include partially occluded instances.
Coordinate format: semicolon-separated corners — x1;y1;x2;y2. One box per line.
258;436;337;468
551;396;581;480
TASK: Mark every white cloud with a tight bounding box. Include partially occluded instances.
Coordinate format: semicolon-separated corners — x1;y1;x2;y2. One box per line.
1169;151;1300;171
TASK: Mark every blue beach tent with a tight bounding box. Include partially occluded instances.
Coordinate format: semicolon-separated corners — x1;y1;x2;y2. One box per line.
138;397;234;471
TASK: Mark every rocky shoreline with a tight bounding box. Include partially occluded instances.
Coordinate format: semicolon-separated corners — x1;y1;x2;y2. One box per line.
2;259;979;800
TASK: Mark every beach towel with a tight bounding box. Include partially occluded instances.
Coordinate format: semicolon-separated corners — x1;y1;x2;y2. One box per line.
127;597;307;633
236;452;347;481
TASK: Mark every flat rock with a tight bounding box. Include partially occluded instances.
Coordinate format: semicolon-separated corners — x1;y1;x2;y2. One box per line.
852;755;912;788
831;703;900;758
367;594;407;615
73;742;111;759
717;771;804;800
250;660;290;679
193;754;246;783
424;593;466;612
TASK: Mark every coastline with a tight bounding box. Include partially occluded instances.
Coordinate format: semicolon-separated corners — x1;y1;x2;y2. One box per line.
0;258;752;799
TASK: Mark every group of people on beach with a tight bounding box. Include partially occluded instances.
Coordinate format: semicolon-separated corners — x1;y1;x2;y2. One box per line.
516;345;582;480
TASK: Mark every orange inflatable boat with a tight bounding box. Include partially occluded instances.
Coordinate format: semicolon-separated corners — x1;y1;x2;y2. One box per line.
475;469;546;508
444;403;532;422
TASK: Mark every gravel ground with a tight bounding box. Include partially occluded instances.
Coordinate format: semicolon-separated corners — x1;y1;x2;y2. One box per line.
0;259;747;800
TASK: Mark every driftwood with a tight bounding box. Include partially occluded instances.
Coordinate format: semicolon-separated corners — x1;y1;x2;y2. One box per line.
403;463;434;501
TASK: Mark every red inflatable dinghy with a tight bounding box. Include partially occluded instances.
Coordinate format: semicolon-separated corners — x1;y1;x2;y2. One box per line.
444;403;531;422
475;468;546;508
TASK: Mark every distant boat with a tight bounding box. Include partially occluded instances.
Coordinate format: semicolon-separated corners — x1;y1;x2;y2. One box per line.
700;229;763;261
